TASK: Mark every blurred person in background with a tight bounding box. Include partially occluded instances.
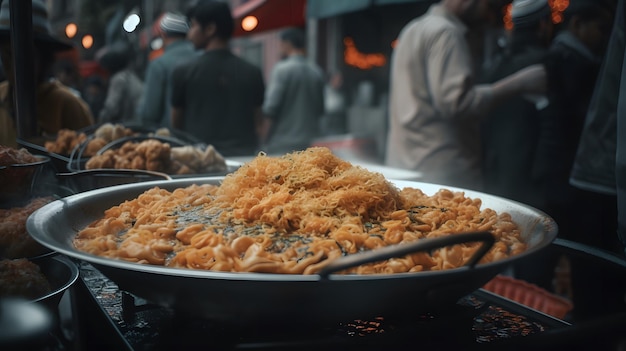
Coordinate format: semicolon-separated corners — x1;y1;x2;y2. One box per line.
481;0;557;295
570;0;625;256
561;0;626;324
260;27;325;155
170;0;265;157
535;0;622;324
320;70;348;136
384;0;547;191
137;12;197;129
480;0;555;209
0;0;93;147
82;75;106;119
97;40;144;125
537;0;615;249
512;0;617;321
53;58;82;98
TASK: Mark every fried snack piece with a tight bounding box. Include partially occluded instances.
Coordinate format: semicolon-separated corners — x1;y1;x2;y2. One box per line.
0;145;38;166
170;144;227;174
44;129;88;155
94;123;134;142
136;139;171;171
0;258;51;299
84;152;113;169
83;137;108;156
0;197;55;258
85;139;227;174
153;128;171;138
79;123;137;157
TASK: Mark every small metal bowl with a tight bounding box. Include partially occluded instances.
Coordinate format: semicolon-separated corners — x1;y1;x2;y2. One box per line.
30;255;79;311
0;255;79;350
0;155;50;207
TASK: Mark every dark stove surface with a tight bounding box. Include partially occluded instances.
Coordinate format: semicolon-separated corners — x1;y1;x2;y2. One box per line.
74;261;571;351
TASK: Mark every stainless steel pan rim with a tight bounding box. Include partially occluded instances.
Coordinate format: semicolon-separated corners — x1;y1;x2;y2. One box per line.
27;176;556;279
32;255;79;304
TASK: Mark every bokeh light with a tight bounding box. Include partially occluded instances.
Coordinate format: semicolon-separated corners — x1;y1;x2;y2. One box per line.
241;16;258;32
65;23;77;38
82;34;93;49
123;14;141;33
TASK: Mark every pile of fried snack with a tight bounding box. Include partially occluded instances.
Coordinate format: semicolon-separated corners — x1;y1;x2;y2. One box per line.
45;123;136;156
44;124;226;175
0;258;51;300
0;144;39;166
85;140;228;175
0;146;53;300
44;123;175;157
0;196;55;259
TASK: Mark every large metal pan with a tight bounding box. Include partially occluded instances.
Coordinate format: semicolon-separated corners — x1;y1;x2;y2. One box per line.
27;177;557;326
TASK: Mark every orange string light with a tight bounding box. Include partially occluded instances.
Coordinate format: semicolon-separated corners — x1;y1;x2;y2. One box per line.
503;0;570;29
550;0;570;24
503;5;511;29
82;34;93;49
343;37;386;70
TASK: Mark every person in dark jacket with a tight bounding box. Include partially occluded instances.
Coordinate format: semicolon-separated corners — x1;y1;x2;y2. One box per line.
480;0;555;209
538;0;614;247
536;0;618;321
570;0;625;256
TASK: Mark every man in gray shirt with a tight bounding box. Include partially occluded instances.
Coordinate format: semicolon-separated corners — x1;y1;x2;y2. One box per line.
260;27;325;155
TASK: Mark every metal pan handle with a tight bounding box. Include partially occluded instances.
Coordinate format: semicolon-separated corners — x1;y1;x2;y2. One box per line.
318;231;495;279
57;169;173;180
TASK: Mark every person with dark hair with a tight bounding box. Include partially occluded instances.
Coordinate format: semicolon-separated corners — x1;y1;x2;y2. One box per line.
526;0;617;319
170;0;265;156
321;70;347;136
137;12;197;128
536;0;615;248
53;58;82;97
554;0;626;325
570;0;625;255
260;27;325;155
480;0;555;208
82;75;106;118
0;0;93;147
97;40;144;124
483;1;562;297
280;27;305;51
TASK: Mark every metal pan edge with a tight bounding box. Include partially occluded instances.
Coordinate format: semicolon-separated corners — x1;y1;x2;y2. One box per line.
26;177;557;282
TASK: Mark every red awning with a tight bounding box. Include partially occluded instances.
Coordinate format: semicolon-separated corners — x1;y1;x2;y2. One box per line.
232;0;306;37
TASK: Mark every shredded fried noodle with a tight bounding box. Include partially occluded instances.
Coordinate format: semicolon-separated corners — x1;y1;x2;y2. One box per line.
74;147;527;274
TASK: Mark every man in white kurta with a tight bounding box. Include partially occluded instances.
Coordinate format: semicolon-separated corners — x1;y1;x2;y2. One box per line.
385;0;546;190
